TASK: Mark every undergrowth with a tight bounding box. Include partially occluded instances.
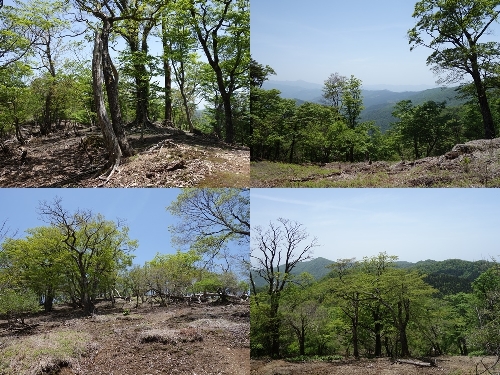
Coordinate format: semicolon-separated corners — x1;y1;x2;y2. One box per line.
0;330;91;375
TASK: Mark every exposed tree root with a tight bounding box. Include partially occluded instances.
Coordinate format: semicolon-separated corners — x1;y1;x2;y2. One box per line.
96;156;121;186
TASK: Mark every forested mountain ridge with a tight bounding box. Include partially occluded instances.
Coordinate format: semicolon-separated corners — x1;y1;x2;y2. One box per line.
397;258;493;295
262;80;464;132
251;256;492;295
251;257;334;290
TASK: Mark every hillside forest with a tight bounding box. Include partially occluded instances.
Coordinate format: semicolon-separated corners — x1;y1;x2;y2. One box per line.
250;220;500;362
0;0;249;179
251;0;500;164
0;188;250;319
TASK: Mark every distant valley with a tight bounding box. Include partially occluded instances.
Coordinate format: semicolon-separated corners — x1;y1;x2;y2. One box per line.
262;80;465;132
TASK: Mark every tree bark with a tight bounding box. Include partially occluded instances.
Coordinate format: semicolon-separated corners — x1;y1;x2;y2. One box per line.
176;61;194;132
398;299;411;357
190;4;235;143
135;24;154;129
92;30;122;170
130;35;151;129
299;324;305;356
374;321;382;357
161;15;173;127
269;295;281;358
470;63;495;139
100;21;134;157
43;289;54;312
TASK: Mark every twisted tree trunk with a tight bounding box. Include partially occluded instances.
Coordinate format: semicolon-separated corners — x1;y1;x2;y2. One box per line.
92;29;122;181
99;21;134;157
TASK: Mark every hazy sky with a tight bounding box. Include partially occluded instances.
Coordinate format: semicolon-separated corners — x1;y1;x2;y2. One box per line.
0;189;184;267
251;0;500;88
250;189;500;263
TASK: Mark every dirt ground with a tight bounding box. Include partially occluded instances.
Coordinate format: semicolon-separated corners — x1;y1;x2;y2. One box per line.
0;300;250;375
251;356;500;375
0;124;249;188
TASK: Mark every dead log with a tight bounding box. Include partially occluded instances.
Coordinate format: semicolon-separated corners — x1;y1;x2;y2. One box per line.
395;358;435;367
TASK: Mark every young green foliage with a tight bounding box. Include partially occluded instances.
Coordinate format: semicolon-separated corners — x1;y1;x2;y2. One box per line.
408;0;500;139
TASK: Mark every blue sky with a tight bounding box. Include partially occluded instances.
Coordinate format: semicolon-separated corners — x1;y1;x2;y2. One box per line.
251;0;500;89
251;189;500;263
0;189;183;266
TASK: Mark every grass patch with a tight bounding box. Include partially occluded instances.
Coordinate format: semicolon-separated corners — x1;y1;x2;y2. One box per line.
197;171;249;188
0;329;91;375
251;159;500;187
251;161;339;187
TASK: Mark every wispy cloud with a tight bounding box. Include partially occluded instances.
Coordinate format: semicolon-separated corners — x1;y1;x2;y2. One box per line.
251;192;372;214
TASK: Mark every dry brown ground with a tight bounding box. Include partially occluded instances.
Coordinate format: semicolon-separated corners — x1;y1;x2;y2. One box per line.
251;356;500;375
0;124;249;188
0;300;249;375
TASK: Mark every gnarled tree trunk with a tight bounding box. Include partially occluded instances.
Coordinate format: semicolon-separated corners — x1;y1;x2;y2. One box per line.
92;29;122;178
99;21;134;157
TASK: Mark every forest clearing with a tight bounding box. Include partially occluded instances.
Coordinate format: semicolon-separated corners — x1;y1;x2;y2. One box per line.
0;299;250;375
0;124;249;187
0;190;250;374
251;137;500;187
251;356;500;375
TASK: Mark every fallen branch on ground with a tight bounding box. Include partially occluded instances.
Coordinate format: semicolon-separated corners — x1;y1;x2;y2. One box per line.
394;358;435;367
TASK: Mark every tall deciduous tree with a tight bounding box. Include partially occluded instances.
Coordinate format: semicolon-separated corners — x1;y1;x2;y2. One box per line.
167;188;250;270
185;0;250;144
1;226;68;312
392;100;451;159
0;2;37;67
408;0;500;139
322;72;346;109
162;6;201;131
251;218;318;358
280;276;323;356
37;198;136;315
74;0;136;179
373;269;437;357
115;0;164;130
17;0;77;135
0;61;32;145
321;73;364;161
250;58;275;89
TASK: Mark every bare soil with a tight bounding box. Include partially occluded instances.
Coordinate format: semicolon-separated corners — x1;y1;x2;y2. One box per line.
251;138;500;187
0;124;249;188
0;300;249;375
251;356;500;375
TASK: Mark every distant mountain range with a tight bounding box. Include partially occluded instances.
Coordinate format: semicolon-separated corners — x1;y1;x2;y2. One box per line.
262;80;465;132
251;256;492;296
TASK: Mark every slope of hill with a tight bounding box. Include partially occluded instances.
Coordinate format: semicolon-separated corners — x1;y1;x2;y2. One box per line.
251;257;334;290
262;80;464;133
261;80;323;102
403;259;493;296
289;256;334;279
361;87;465;132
